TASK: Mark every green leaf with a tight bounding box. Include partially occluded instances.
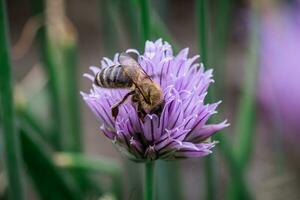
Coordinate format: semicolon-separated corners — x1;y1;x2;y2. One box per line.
53;152;122;200
20;128;82;200
53;153;121;177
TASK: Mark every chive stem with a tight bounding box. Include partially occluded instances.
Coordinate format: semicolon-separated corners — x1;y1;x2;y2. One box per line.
196;1;216;200
144;162;155;200
0;1;25;199
139;0;151;45
196;0;208;65
234;7;259;170
62;42;82;152
204;155;216;200
30;0;63;149
156;161;183;200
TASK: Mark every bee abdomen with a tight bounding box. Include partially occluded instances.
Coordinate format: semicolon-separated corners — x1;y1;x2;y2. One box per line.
95;65;132;88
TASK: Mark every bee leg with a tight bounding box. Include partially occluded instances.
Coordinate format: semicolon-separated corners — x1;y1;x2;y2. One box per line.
111;90;135;119
137;102;147;122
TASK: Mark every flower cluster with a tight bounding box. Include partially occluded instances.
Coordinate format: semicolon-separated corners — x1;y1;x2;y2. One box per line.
81;39;228;162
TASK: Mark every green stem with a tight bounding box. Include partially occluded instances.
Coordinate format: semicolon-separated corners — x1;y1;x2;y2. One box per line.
196;0;208;65
139;0;151;45
204;155;216;200
53;153;121;176
215;0;231;53
62;42;82;152
17;108;50;143
54;152;122;199
234;8;259;170
144;162;155;200
19;128;82;200
227;8;259;200
30;0;63;149
213;0;232;91
0;0;25;199
196;1;216;200
121;0;139;48
99;0;119;56
156;161;183;200
215;133;252;200
152;11;179;53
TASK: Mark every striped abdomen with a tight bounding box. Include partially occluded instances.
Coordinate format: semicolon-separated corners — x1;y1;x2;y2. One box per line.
95;65;132;88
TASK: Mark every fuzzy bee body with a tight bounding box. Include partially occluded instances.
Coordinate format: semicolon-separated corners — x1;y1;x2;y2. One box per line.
95;65;132;88
94;52;164;120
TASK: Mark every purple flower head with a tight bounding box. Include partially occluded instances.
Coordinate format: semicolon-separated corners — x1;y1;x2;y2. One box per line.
81;39;228;162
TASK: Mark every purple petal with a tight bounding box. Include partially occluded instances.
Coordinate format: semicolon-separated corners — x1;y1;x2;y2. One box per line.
143;114;160;142
185;120;229;143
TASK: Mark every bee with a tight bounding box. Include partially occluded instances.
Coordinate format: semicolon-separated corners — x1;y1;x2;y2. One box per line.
95;52;164;120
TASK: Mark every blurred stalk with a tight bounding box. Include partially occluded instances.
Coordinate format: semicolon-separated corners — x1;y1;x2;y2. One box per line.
152;11;179;53
45;0;82;152
19;127;82;200
31;0;88;196
139;0;151;45
127;0;179;52
120;0;140;48
54;152;122;199
45;0;92;195
228;4;260;200
234;5;259;170
31;0;82;152
125;161;143;200
215;133;252;200
30;0;63;149
0;0;25;199
61;39;82;152
144;162;155;200
99;0;119;56
215;0;231;55
54;153;121;178
156;161;183;200
18;106;104;199
196;1;216;200
213;0;232;93
17;108;49;142
196;1;253;199
203;155;216;200
196;0;209;65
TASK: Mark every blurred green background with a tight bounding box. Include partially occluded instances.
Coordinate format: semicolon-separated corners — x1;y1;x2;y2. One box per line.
1;0;300;199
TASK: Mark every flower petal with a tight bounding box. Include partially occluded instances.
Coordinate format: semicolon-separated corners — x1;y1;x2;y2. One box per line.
185;120;230;143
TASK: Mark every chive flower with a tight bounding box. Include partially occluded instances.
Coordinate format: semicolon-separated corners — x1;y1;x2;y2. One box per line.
81;39;228;162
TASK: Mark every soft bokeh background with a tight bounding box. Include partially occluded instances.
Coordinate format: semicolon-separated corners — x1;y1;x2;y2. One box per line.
1;0;300;199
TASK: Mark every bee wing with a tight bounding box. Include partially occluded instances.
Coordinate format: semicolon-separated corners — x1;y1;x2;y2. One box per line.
119;52;152;82
119;52;151;102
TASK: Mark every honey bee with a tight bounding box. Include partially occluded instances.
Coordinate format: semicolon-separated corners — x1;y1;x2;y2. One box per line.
95;52;164;120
